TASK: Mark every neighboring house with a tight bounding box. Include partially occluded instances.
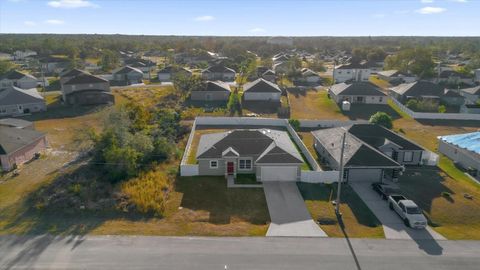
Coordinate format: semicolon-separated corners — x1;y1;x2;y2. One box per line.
389;81;445;103
300;68;321;84
61;70;114;105
14;50;37;60
460;104;480;114
190;81;231;102
441;89;465;106
312;124;425;182
0;86;46;116
201;64;236;81
333;62;371;83
0;70;38;89
459;85;480;104
40;57;70;74
0;124;46;172
196;129;303;181
438;70;474;85
272;61;290;74
59;68;89;85
0;118;34;130
243;78;282;102
438;132;480;174
0;52;13;61
272;54;290;64
261;69;276;82
124;58;156;79
329;82;387;105
377;70;417;84
112;66;144;85
157;66;192;82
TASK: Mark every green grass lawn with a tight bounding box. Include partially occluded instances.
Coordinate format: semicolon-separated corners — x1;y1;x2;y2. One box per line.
297;182;384;238
235;174;259;185
369;75;391;90
288;89;347;120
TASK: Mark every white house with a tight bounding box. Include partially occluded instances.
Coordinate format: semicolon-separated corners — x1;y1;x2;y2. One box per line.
0;70;38;89
333;62;371;83
14;50;37;60
243;78;282;102
377;70;417;84
301;68;321;84
329;82;387;105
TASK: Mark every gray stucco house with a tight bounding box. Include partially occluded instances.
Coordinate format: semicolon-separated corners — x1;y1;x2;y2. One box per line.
329;81;387;105
61;70;114;106
112;66;144;85
0;70;38;89
190;81;231;102
243;78;282;102
196;129;304;181
312;124;425;182
201;64;236;81
157;66;192;82
0;85;46;116
389;81;445;103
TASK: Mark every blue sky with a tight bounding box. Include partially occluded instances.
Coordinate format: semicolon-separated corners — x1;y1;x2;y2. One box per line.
0;0;478;36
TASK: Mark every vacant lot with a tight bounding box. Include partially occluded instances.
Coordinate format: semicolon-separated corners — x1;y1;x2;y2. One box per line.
297;182;384;238
288;89;347;120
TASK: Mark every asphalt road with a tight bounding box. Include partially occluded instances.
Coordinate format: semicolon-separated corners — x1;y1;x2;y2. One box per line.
1;235;479;270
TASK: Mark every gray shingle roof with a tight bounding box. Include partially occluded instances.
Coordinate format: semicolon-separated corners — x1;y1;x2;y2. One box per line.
347;124;424;151
460;85;480;95
243;78;282;93
330;82;386;96
60;69;89;78
193;81;231;92
202;64;235;74
389;81;444;97
0;86;44;106
63;73;108;85
0;126;45;155
196;129;303;164
0;118;32;129
114;66;143;75
0;70;37;81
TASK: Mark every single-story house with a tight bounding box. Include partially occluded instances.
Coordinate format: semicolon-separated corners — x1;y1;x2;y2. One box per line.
0;70;38;89
196;129;304;181
300;68;321;84
14;50;37;60
329;82;387;104
0;125;47;171
272;61;290;74
459;85;480;104
312;126;404;183
157;66;192;82
190;81;231;102
438;132;480;175
243;78;282;102
441;89;465;106
40;56;70;74
377;70;417;84
0;86;46;116
124;58;156;79
112;66;144;85
272;54;290;64
0;118;34;130
261;69;276;82
333;62;372;83
389;81;445;103
201;64;236;81
61;70;114;105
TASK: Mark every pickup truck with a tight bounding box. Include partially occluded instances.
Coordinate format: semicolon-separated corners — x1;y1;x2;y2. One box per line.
388;195;427;229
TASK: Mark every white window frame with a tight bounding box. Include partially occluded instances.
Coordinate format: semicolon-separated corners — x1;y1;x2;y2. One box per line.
403;151;413;162
210;160;219;169
238;158;252;170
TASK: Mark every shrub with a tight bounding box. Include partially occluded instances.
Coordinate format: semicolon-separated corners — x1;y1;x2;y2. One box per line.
438;105;446;113
369;112;393;129
289;119;301;131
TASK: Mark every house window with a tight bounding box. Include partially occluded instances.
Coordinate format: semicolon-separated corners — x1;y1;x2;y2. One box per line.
210;160;218;169
403;151;413;162
379;97;383;102
343;169;349;181
239;159;252;170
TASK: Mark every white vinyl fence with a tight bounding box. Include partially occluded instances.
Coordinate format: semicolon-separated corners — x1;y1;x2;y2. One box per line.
300;170;339;184
391;97;480;121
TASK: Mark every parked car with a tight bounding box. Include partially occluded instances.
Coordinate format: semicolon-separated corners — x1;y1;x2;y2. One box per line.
388;195;427;229
371;183;401;200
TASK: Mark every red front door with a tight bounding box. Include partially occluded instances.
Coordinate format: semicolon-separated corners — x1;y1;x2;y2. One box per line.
227;162;234;175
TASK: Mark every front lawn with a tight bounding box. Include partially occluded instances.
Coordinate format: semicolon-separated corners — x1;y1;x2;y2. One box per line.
235;174;259;185
297;182;384;238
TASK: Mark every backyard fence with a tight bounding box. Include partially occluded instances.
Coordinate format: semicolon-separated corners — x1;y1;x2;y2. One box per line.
300;170;339;183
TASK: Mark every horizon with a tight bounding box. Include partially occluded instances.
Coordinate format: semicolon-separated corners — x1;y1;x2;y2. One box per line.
1;0;479;36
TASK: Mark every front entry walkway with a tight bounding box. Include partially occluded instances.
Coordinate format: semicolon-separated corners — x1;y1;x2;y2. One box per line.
263;181;327;237
350;183;446;240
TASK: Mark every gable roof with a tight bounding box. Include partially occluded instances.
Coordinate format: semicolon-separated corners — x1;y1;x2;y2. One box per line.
0;118;32;129
114;66;143;75
439;70;471;79
444;89;463;98
311;127;402;168
243;78;282;93
347;124;424;151
158;66;192;75
330;82;386;96
194;81;231;92
60;68;89;78
460;85;480;95
202;64;235;74
377;70;414;78
0;126;45;155
0;70;37;81
389;81;444;97
63;73;108;85
336;62;368;69
0;86;44;106
196;129;303;164
262;69;276;76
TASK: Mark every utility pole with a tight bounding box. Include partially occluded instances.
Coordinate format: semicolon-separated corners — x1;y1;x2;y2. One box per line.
335;131;347;216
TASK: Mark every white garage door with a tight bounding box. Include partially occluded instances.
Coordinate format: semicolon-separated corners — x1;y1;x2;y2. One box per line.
347;169;382;182
261;166;297;182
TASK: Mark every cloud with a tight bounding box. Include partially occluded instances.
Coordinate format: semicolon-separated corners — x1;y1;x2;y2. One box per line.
47;0;98;9
194;15;214;21
416;6;446;14
24;21;36;26
420;0;434;3
45;19;65;25
250;27;266;33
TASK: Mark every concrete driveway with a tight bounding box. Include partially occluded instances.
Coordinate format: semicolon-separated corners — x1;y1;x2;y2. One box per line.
350;183;446;240
263;181;327;237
